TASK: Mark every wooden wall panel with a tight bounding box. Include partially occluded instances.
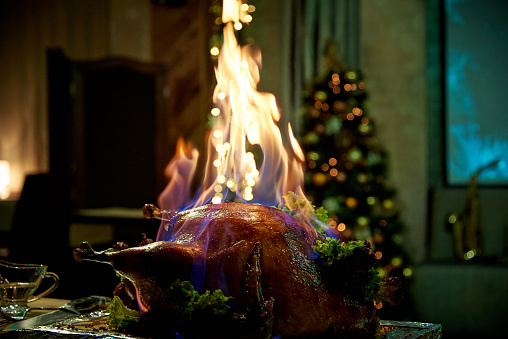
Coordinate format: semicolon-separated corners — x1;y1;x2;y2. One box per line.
150;0;215;172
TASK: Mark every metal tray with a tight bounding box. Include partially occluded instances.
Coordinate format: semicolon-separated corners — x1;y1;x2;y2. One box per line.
1;313;442;338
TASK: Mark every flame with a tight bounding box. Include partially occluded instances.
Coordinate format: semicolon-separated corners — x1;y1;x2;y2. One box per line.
159;0;305;210
151;1;337;295
158;136;199;211
135;286;149;313
222;0;241;23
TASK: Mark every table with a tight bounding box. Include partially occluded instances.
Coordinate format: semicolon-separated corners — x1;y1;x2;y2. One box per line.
1;299;442;338
0;298;70;332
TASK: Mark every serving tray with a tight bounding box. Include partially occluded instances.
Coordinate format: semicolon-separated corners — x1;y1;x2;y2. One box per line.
1;312;442;339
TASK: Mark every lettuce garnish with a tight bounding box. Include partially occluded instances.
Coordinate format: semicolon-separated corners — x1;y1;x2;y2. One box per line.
313;237;385;302
277;191;329;232
108;296;141;332
277;193;386;302
168;279;231;321
108;280;231;333
313;236;368;266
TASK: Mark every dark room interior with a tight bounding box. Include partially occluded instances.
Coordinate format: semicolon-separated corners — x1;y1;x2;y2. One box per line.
0;0;507;338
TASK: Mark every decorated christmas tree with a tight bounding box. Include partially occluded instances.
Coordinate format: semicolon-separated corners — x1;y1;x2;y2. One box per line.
300;43;413;318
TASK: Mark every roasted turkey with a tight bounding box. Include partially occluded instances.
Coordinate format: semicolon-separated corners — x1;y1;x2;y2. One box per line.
74;202;396;338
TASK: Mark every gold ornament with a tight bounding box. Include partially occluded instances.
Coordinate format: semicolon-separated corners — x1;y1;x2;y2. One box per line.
314;90;328;101
348;148;363;163
382;199;394;210
356;216;370;227
345;197;358;209
336;171;347;183
312;173;328;187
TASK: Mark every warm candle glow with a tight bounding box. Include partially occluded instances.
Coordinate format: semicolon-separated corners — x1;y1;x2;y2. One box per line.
0;160;11;199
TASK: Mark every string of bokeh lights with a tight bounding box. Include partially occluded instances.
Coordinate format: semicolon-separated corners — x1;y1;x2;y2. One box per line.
207;1;258;204
204;1;413;283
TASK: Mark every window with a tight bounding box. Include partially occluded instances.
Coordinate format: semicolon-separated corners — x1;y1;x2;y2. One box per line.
444;0;508;185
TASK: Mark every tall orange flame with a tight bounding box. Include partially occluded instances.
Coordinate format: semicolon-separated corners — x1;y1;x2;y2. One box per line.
158;136;199;211
159;0;305;211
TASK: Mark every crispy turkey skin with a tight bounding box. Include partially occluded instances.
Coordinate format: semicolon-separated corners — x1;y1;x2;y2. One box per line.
74;203;381;338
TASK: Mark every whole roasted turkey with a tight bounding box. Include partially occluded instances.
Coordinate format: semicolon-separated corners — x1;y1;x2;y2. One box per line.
74;202;396;338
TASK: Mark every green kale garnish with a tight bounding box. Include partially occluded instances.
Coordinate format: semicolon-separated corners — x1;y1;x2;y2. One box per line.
108;281;231;333
364;267;382;302
278;192;401;305
313;237;384;303
314;206;329;224
313;237;368;266
168;279;231;321
277;191;329;232
108;296;141;332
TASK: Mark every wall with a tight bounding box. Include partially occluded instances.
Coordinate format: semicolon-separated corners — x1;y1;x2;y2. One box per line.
242;0;428;265
110;0;151;61
361;0;428;264
150;0;215;166
0;0;151;195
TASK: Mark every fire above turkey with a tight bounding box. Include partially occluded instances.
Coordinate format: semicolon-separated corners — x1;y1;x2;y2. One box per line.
158;0;306;212
73;0;401;338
